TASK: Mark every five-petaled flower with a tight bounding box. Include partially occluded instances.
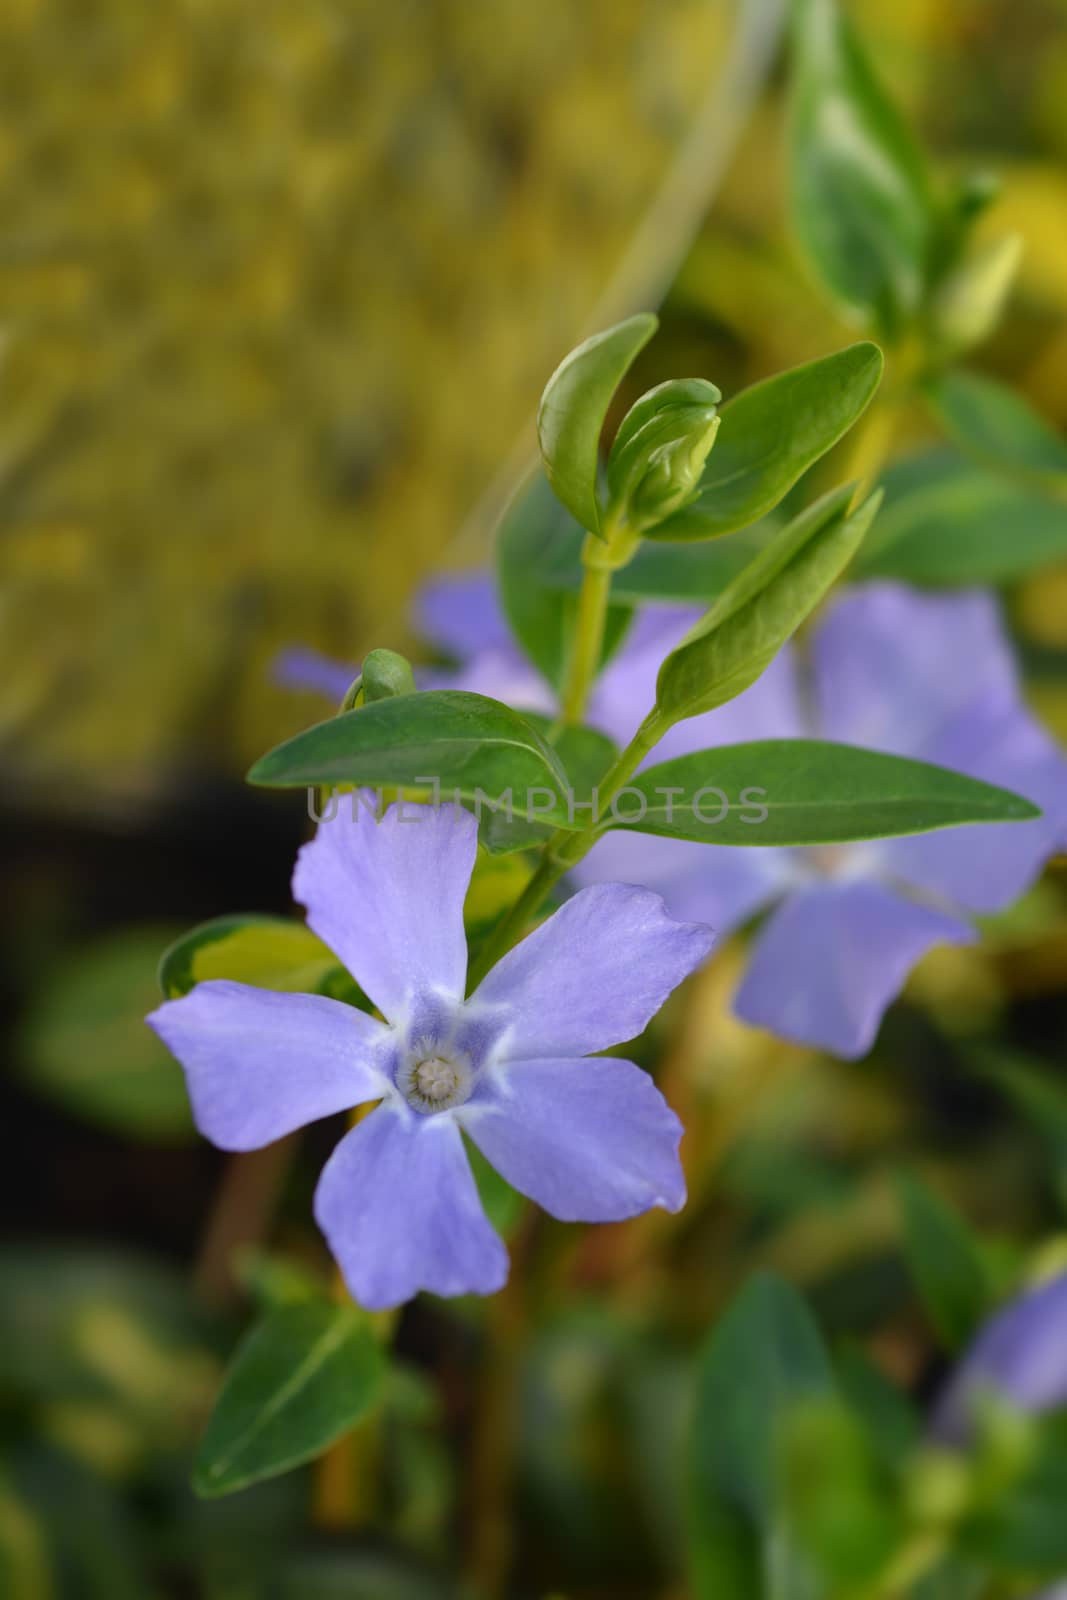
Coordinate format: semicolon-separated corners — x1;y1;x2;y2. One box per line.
578;582;1067;1058
148;796;712;1309
275;573;1067;1060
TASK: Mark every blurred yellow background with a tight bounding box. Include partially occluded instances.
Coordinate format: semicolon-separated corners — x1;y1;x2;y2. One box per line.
2;0;1066;789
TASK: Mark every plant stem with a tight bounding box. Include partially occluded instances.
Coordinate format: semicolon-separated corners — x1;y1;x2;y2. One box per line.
557;522;640;728
467;707;668;989
559;557;613;727
464;1210;537;1597
193;1137;297;1309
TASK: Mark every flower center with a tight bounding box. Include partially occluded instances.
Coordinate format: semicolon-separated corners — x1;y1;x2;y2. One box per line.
397;1037;474;1115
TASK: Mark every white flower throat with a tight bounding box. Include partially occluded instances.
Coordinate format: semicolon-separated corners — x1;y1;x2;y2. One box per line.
397;1036;474;1115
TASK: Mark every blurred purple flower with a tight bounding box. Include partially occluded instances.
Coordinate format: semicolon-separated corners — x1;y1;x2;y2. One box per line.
271;570;700;728
577;583;1067;1058
148;797;711;1310
931;1272;1067;1445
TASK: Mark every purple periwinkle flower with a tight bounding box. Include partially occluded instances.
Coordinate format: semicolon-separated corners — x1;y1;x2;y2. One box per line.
272;570;700;730
147;797;712;1309
931;1272;1067;1446
577;582;1067;1058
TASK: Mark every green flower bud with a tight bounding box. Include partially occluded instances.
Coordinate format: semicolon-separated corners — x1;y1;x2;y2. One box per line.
606;377;721;534
360;648;416;704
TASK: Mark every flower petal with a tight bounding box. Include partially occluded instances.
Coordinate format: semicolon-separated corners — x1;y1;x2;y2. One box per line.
932;1273;1067;1444
293;797;477;1024
813;583;1018;756
472;883;713;1058
314;1105;508;1309
734;881;974;1058
812;582;1067;912
571;830;793;936
461;1056;685;1221
423;646;556;717
271;646;356;702
146;980;389;1151
876;687;1067;912
414;572;512;659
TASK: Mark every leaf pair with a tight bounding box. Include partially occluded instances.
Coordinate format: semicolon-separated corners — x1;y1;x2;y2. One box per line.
536;308;883;544
249;686;1039;852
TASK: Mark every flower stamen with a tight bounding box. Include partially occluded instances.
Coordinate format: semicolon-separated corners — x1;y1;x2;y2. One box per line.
397;1037;474;1115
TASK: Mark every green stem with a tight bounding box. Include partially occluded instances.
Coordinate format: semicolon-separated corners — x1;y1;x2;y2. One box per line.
467;707;669;989
556;522;641;729
559;557;613;727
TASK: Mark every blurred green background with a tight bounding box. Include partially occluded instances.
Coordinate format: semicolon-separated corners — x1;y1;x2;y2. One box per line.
5;1;1067;1596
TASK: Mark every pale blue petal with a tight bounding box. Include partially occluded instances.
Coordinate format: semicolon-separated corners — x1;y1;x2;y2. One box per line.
876;687;1067;912
472;882;713;1058
414;572;512;658
272;647;356;702
314;1104;508;1309
146;980;389;1150
734;881;974;1058
571;827;792;936
932;1272;1067;1444
293;796;477;1024
813;584;1018;756
461;1055;684;1221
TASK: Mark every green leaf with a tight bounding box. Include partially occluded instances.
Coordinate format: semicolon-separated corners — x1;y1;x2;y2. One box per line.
783;1400;903;1587
856;447;1067;585
688;1273;834;1597
478;720;617;854
928;369;1067;491
494;468;633;688
536;312;657;535
928;234;1023;357
247;690;581;829
961;1413;1067;1577
159;915;344;999
896;1171;995;1350
193;1301;386;1497
652;344;883;541
269;1551;454;1600
655;485;880;723
789;0;934;332
16;927;195;1141
602;740;1040;847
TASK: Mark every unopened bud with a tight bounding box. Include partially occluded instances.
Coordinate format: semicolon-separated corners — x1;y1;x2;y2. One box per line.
360;648;416;704
606;377;721;533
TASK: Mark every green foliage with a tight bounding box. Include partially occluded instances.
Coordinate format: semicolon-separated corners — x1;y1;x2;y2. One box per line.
655;485;880;722
928;369;1067;490
494;469;633;687
247;690;575;824
896;1172;997;1351
789;0;934;335
17;927;195;1141
652;344;884;540
158;915;345;1000
688;1273;834;1597
194;1301;387;1498
856;448;1067;585
537;313;658;535
928;234;1023;358
609;740;1040;847
783;1400;903;1587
